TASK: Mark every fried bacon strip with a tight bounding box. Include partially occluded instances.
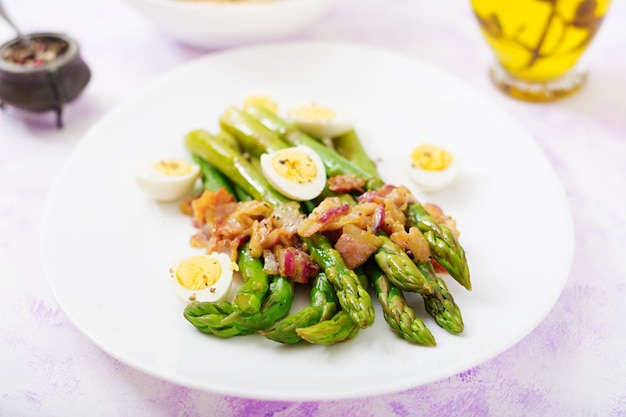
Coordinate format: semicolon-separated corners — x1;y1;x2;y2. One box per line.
334;224;382;270
298;184;431;263
185;185;457;283
189;188;272;259
327;173;366;194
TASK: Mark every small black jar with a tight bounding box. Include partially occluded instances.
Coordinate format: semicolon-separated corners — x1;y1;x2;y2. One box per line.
0;32;90;128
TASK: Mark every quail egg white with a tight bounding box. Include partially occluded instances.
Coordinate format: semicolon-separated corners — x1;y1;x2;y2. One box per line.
409;144;461;192
169;252;237;303
260;145;327;201
135;158;200;202
287;103;353;139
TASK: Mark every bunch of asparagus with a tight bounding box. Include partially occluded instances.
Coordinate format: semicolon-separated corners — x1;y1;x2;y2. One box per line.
182;102;471;346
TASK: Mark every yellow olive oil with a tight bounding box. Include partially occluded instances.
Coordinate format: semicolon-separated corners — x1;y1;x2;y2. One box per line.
471;0;610;100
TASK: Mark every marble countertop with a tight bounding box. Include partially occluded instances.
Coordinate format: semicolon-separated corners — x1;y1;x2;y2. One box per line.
1;0;625;416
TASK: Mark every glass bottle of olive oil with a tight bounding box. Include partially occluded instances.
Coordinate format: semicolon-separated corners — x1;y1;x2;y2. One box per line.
471;0;610;101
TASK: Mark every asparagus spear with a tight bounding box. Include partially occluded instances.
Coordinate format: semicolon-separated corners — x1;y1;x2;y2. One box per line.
417;261;464;334
296;310;360;345
310;272;341;321
192;130;254;201
214;128;241;151
261;306;324;344
374;235;463;334
243;100;290;138
290;266;368;345
183;300;254;338
333;129;379;177
220;106;286;156
232;242;270;314
261;271;338;344
374;235;435;296
191;153;235;195
407;203;471;291
365;262;436;346
183;274;294;336
302;233;375;329
266;263;370;345
222;274;295;331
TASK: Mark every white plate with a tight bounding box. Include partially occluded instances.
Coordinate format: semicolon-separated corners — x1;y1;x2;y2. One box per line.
41;41;574;401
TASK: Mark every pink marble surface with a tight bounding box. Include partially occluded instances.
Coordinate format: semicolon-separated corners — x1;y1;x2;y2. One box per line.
1;0;625;416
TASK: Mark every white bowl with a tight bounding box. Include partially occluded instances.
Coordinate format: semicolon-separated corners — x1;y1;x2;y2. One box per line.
123;0;339;49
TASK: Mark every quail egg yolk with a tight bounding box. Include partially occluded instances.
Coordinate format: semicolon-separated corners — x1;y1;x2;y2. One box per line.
260;145;326;201
409;144;460;192
135;158;200;202
170;253;236;303
411;144;454;171
176;255;223;290
288;103;353;139
272;149;318;184
153;159;195;176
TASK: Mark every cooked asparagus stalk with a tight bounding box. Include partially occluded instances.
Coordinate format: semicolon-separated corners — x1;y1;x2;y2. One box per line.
296;310;360;345
302;233;375;329
191;152;235;195
232;242;270;315
374;235;434;296
183;301;253;338
261;271;338;344
222;274;294;331
333;129;379;177
375;235;463;334
220;106;286;156
417;261;464;334
407;202;471;291
183;274;294;337
365;262;436;346
292;266;369;345
262;306;325;344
